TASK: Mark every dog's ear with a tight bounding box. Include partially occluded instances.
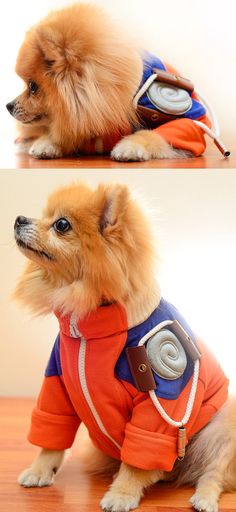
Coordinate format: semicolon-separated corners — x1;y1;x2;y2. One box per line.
98;184;130;233
36;26;66;73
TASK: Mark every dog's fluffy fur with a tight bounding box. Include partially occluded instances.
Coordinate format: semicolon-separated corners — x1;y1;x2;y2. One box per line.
14;183;236;512
7;3;187;161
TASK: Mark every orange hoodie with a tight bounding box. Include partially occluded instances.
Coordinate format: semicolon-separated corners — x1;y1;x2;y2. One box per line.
28;299;228;472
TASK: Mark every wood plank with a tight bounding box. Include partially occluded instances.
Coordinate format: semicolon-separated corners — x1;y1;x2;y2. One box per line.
0;138;234;169
0;398;236;511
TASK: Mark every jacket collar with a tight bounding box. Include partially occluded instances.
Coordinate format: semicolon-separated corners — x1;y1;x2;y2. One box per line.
55;302;128;341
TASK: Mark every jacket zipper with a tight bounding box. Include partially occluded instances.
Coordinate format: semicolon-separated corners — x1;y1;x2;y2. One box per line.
78;336;121;451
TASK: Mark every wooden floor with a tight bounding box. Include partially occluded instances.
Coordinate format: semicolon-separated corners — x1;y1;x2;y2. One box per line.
1;398;236;511
0;137;234;169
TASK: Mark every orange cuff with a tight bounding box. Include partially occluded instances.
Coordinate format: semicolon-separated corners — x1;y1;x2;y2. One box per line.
28;406;80;450
121;422;180;471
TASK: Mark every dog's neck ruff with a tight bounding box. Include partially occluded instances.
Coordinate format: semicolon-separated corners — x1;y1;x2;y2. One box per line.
123;282;161;328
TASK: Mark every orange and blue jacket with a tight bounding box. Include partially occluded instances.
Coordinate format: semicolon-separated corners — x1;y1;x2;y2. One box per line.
28;298;228;472
81;52;211;157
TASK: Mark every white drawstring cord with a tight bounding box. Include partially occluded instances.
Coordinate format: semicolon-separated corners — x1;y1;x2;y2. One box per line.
133;74;230;157
137;320;173;347
133;73;157;108
138;321;200;429
195;90;220;136
149;359;199;428
193;119;230;157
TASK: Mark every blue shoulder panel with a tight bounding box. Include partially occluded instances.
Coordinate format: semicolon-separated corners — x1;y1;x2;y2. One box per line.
138;51;206;120
45;333;62;377
115;298;196;400
141;51;166;85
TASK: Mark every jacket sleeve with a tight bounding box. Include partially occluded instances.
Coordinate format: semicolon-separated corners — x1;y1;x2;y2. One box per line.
120;387;181;472
28;375;81;450
154;115;211;156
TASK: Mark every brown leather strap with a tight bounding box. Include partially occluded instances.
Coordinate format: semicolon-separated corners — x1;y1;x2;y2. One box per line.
168;321;201;361
126;346;156;392
136;105;177;128
152;68;194;92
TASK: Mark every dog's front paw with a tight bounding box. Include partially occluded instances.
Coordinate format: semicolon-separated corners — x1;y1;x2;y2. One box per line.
111;139;150;162
100;490;140;512
111;130;190;162
190;492;218;512
18;467;54;488
29;137;63;159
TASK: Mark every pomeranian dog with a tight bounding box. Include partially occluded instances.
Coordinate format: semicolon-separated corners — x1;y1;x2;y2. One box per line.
13;181;236;512
6;3;211;161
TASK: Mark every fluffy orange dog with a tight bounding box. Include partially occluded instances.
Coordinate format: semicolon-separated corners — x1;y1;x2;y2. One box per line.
14;182;236;512
7;4;210;161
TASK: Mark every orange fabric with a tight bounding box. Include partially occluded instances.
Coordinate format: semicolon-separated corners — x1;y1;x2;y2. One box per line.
28;376;80;450
82;130;131;155
154;116;211;157
28;305;228;471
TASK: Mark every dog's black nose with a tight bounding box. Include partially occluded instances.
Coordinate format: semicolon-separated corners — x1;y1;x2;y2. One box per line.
6;101;15;114
14;216;30;229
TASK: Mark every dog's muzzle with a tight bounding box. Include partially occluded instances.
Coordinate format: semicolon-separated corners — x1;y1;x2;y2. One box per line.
14;216;53;261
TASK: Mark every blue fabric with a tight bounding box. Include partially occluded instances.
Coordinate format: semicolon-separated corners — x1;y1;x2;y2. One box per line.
45;334;62;377
140;52;166;85
138;52;206;120
115;298;196;400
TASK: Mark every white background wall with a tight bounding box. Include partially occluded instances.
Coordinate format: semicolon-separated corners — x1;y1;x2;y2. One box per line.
1;170;236;396
1;0;236;139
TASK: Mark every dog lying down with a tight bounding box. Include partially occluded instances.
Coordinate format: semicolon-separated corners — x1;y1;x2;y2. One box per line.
6;3;219;162
14;182;236;512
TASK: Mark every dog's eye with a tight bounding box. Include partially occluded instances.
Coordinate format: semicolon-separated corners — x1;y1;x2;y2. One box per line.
28;80;39;95
53;218;71;233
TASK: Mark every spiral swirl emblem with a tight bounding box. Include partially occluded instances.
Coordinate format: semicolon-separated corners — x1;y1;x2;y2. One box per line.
147;82;192;115
146;329;187;380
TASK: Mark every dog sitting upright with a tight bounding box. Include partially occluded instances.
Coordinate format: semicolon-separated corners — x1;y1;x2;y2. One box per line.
6;3;212;161
14;182;236;512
